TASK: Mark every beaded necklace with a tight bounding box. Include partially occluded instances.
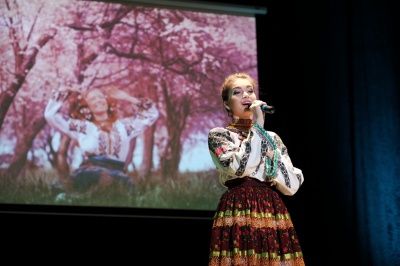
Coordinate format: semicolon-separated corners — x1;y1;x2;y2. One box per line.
253;123;279;179
226;119;279;179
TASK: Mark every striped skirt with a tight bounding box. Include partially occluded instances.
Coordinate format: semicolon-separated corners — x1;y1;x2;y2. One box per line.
208;177;305;266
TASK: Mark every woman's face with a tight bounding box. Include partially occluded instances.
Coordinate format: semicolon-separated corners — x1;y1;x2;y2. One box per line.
85;89;108;115
226;78;257;119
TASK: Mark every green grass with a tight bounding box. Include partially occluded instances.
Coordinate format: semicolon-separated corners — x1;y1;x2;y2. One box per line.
0;169;227;211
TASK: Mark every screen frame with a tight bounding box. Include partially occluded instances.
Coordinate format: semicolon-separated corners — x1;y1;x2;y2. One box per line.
0;0;268;220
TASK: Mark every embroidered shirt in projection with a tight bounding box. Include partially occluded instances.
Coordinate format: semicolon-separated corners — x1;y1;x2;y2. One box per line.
44;97;159;161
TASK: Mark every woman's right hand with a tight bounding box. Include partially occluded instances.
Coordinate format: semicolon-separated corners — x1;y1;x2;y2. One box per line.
106;87;141;105
58;85;81;93
249;100;266;127
52;86;81;102
105;87;127;100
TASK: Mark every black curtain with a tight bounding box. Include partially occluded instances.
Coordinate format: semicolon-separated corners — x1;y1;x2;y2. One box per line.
325;0;400;265
263;0;400;265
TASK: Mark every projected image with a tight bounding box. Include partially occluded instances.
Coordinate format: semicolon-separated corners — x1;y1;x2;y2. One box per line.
0;0;258;211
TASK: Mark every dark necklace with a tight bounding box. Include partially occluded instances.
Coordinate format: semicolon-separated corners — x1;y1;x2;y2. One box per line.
227;118;253;131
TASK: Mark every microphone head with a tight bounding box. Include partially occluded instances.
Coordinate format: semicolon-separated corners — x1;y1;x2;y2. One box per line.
261;105;275;114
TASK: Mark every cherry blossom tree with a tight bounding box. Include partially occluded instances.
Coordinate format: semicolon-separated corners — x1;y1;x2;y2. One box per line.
0;0;257;180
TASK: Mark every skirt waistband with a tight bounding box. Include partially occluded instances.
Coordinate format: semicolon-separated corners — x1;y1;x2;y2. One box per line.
85;155;126;172
225;177;269;189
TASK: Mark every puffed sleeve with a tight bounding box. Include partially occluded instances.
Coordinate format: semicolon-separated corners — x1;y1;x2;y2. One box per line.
44;91;84;140
255;124;304;196
119;100;159;139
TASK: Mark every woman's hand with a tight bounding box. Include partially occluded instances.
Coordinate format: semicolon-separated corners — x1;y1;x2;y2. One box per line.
266;148;275;160
58;86;81;94
105;87;127;100
52;86;81;101
248;100;267;114
105;88;140;105
106;88;144;105
249;100;266;126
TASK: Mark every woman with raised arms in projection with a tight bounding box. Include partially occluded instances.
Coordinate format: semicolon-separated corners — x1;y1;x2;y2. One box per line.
44;85;159;199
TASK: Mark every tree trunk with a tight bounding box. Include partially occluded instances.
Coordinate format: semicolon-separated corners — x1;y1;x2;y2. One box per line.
160;130;182;179
125;138;137;173
56;134;71;187
139;124;157;179
6;117;47;179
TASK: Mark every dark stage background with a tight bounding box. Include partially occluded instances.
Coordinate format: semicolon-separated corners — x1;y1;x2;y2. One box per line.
3;0;400;265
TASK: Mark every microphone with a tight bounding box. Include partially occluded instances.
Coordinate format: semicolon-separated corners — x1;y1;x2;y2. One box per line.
245;103;275;114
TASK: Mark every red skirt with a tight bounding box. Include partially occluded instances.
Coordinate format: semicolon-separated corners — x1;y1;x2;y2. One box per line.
208;177;305;266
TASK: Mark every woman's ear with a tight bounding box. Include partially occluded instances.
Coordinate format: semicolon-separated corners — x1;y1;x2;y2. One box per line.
224;101;230;110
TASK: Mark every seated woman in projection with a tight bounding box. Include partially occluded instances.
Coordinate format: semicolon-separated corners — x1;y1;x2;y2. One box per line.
44;85;159;198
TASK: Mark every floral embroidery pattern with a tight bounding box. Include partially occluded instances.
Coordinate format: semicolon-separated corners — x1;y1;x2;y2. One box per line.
98;133;107;156
121;119;135;136
278;161;291;188
274;134;287;156
69;121;79;132
209;131;243;169
111;127;121;158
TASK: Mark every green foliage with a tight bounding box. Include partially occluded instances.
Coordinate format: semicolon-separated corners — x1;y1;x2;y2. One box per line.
0;169;226;211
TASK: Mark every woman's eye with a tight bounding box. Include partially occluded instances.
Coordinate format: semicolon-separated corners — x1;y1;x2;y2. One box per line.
233;91;241;95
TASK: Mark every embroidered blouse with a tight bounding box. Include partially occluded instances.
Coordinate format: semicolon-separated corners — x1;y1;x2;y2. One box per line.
44;92;159;162
208;123;304;195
